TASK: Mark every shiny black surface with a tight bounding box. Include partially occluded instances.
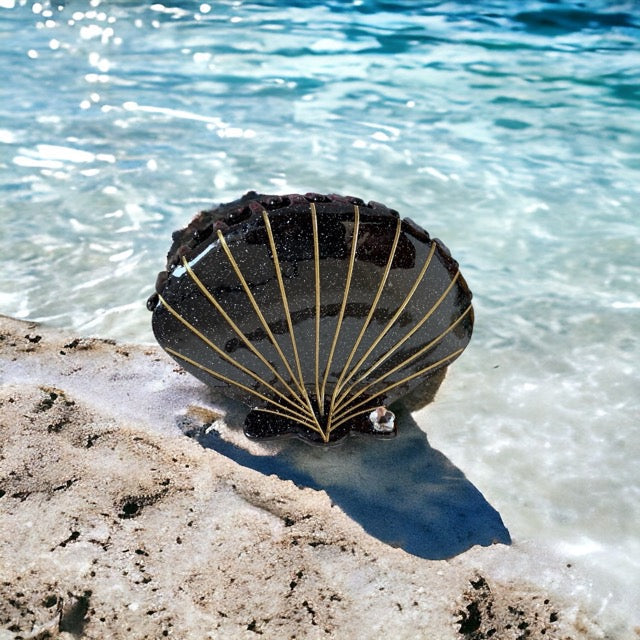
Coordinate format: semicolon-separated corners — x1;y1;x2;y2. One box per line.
151;192;473;444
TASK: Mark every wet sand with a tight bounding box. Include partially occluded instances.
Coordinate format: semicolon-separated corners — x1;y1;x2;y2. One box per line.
0;315;624;639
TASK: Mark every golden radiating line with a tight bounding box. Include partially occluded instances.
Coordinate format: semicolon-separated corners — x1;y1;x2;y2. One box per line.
329;347;465;432
335;270;462;408
328;406;382;433
328;216;402;414
311;202;322;416
246;407;320;431
182;256;314;419
260;210;324;436
216;229;306;399
252;406;323;431
164;347;321;432
333;304;472;420
332;239;438;409
331;305;472;424
218;227;322;434
159;294;316;427
261;210;308;400
320;204;360;435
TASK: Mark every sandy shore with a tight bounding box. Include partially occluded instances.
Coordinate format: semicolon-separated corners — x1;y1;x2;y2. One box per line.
0;315;627;639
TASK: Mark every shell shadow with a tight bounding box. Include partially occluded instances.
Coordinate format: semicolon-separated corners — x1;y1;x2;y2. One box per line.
195;404;511;560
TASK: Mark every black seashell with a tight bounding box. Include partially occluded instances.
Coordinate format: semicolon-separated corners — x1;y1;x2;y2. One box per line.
148;192;474;445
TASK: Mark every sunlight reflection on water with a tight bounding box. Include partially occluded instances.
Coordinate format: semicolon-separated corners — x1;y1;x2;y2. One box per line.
1;0;639;632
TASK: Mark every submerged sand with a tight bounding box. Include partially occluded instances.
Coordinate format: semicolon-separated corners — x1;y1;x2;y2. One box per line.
0;315;628;639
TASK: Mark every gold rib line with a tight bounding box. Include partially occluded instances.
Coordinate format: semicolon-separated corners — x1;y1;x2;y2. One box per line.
321;204;360;435
336;270;461;407
182;256;314;419
159;294;314;425
329;406;384;433
330;347;465;432
252;407;321;431
216;229;306;399
332;305;472;422
164;347;321;433
333;239;438;409
261;210;318;421
261;210;323;437
329;216;402;410
311;202;322;416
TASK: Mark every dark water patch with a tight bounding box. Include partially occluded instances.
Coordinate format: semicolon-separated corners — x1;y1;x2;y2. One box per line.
372;30;449;54
494;118;531;130
610;82;640;103
491;96;538;107
513;9;637;36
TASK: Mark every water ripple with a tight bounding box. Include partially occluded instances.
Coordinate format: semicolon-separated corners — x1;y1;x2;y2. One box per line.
0;1;639;625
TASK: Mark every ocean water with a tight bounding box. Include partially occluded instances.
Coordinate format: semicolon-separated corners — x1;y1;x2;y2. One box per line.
1;0;639;632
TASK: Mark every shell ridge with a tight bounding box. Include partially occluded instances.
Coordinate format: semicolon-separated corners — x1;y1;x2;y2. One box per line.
329;215;402;407
331;346;466;430
216;226;328;438
261;210;305;387
336;269;463;407
332;303;473;420
310;203;322;416
321;205;361;438
332;240;438;411
261;209;324;437
331;305;473;423
156;296;316;426
216;228;308;400
325;215;402;437
181;256;316;420
251;407;318;431
163;346;319;431
328;405;385;433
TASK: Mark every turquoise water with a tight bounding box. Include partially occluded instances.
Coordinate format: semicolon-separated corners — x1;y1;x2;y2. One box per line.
1;0;639;632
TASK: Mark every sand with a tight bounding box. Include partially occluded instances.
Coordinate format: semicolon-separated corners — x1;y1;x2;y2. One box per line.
0;315;628;639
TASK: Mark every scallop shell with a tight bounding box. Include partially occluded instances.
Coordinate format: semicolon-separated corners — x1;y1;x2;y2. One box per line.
148;192;474;444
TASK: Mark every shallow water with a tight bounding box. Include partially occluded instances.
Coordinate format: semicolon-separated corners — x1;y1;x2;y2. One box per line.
1;0;639;632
